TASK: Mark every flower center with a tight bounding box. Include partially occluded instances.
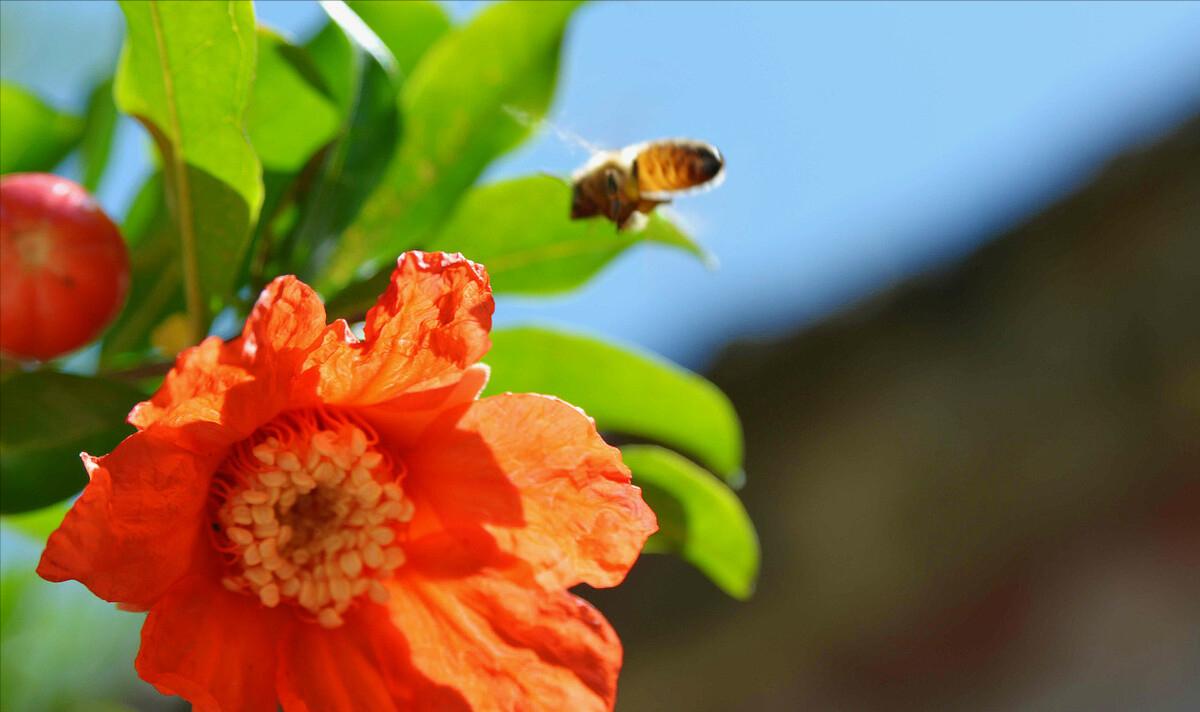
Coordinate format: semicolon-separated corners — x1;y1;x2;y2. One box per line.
212;410;413;628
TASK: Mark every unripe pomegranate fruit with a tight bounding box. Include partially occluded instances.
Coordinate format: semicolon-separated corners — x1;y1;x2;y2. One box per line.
1;173;130;360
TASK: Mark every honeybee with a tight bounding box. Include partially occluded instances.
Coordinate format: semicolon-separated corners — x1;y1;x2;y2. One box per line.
570;139;724;230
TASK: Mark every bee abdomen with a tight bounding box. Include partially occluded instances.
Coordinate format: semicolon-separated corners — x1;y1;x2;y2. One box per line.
634;141;723;193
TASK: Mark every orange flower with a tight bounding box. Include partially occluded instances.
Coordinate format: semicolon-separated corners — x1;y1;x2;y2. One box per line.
38;252;657;711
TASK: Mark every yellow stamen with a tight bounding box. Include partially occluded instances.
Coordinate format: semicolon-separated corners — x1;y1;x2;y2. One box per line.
212;412;413;628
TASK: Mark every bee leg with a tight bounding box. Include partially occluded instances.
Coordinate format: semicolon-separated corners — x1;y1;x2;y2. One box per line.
636;198;668;214
620;212;649;232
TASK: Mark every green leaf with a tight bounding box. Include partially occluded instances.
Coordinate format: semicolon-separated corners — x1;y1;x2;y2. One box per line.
0;83;83;174
325;175;706;317
621;445;759;599
242;27;342;288
345;0;450;78
120;170;167;247
0;372;143;514
247;28;341;174
0;547;147;711
79;79;118;191
1;502;69;542
114;0;263;339
431;175;705;294
303;20;356;113
319;0;581;294
99;173;183;368
285;2;403;281
483;326;744;482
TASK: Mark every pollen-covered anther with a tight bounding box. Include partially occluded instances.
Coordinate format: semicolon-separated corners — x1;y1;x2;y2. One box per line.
214;412;412;628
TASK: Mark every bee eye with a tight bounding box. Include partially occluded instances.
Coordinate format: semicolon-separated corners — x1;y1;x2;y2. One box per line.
605;171;618;194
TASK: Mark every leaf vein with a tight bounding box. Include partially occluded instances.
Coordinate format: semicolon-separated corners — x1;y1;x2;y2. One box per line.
148;0;204;341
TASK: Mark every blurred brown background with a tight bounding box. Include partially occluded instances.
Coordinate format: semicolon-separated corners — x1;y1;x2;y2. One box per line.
592;116;1200;712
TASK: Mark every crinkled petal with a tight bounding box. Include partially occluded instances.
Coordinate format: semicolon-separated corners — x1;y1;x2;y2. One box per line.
131;277;330;447
277;603;470;712
136;574;281;712
313;252;493;406
131;254;491;443
406;394;657;590
242;275;330;364
37;430;219;608
127;337;260;449
388;565;623;712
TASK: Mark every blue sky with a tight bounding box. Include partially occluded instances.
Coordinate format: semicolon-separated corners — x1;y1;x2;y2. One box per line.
3;1;1199;368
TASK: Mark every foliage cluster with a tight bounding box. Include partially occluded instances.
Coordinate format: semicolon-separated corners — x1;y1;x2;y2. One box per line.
0;0;758;602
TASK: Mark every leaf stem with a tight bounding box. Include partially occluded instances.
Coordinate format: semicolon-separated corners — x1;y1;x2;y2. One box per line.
102;360;173;383
149;0;206;344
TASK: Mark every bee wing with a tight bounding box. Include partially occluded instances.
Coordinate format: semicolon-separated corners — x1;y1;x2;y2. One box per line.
572;148;630;182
